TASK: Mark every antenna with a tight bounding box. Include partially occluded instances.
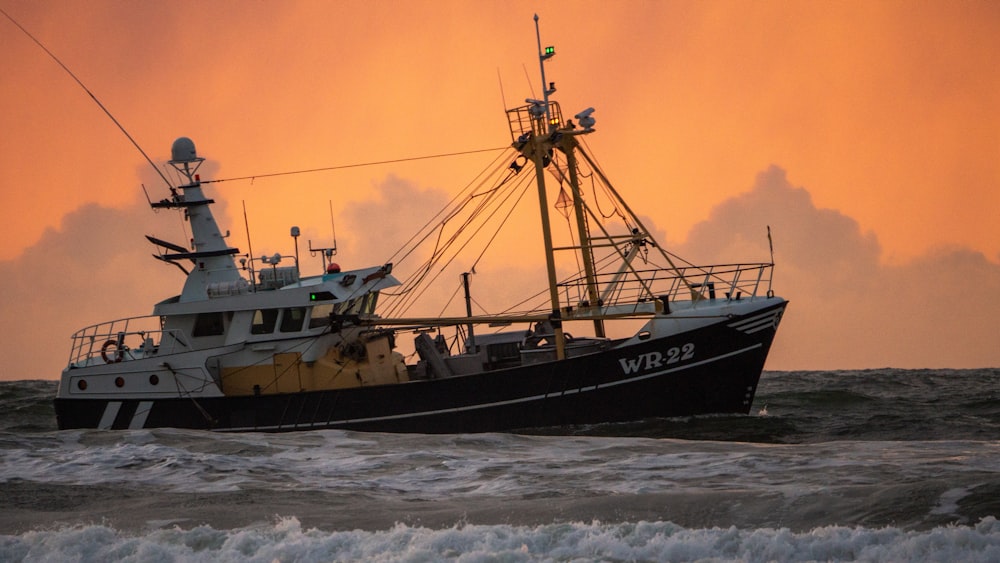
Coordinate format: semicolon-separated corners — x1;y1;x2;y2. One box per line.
521;64;537;99
767;225;775;296
309;201;339;272
767;225;774;263
242;200;257;291
497;67;509;112
329;200;338;249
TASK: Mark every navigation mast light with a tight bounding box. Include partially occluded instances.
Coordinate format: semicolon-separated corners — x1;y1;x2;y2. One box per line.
544;45;555;59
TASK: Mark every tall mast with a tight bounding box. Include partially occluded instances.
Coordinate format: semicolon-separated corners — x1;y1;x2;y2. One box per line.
535;15;602;338
560;134;605;337
532;15;567;359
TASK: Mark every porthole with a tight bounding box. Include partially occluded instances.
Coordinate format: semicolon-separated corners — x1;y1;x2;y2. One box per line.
115;377;125;388
77;379;87;391
149;374;159;385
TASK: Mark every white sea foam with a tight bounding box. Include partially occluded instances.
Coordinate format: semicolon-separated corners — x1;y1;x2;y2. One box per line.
3;517;1000;563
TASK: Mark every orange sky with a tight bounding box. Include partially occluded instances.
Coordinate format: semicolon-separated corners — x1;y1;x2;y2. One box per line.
2;1;999;379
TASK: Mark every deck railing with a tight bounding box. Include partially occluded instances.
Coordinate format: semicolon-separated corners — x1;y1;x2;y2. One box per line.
557;262;775;310
506;101;565;143
66;316;188;368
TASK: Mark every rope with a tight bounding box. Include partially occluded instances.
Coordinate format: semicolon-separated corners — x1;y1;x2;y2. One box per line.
201;147;509;184
1;6;174;190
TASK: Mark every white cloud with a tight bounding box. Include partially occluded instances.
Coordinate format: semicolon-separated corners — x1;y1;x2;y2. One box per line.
674;165;1000;369
7;165;997;381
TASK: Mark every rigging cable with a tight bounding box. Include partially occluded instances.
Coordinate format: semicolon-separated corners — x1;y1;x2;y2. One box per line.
382;148;514;267
201;147;509;184
383;168;533;318
580;137;628;223
1;7;174;190
378;152;519;300
376;154;514;302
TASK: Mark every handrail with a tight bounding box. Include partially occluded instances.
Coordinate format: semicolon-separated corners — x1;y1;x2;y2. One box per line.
66;315;187;368
557;262;775;309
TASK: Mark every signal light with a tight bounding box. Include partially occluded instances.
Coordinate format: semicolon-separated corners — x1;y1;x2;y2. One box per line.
310;291;335;301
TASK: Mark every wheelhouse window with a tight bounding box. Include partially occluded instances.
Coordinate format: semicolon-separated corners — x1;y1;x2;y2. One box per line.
193;312;225;337
362;291;379;314
251;309;279;334
309;303;335;329
280;307;306;332
341;297;363;315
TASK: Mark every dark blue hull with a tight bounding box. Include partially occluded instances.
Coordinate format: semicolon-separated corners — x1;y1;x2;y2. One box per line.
55;302;785;433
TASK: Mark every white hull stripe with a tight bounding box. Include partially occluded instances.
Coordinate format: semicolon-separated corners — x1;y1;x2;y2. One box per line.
741;319;778;334
728;310;781;334
129;401;154;429
97;401;122;430
220;343;763;432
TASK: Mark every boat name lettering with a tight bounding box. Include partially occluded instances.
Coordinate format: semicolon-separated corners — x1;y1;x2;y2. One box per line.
618;343;695;374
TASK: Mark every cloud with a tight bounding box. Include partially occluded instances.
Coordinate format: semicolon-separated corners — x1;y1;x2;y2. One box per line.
0;203;182;380
335;174;547;320
7;165;998;381
336;174;450;269
675;166;1000;369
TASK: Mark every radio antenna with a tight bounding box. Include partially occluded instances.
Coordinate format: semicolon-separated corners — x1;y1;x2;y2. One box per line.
1;7;173;190
497;67;509;112
242;200;257;290
328;200;338;251
308;201;339;271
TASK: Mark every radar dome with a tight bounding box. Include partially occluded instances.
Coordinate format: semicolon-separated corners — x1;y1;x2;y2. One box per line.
170;137;198;162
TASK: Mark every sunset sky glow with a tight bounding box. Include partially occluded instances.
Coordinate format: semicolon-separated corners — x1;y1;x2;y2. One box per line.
2;0;999;379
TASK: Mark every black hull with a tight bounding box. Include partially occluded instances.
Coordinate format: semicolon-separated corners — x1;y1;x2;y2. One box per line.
55;303;784;434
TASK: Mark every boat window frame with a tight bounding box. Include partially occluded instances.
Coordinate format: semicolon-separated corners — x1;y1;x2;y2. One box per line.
279;307;307;333
362;291;379;314
251;308;280;335
192;311;226;337
308;303;336;329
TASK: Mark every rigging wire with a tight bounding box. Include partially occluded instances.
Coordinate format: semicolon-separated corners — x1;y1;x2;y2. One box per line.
377;155;516;303
201;147;509;185
579;137;628;223
313;148;517;312
383;167;533;318
1;6;175;190
436;279;467;318
390;172;526;316
382;148;514;267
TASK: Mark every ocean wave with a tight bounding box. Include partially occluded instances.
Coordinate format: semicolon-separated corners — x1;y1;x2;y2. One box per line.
5;369;1000;442
4;516;1000;563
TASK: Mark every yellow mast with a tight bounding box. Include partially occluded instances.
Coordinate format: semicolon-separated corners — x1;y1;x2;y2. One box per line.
560;134;605;337
531;14;567;359
530;133;567;360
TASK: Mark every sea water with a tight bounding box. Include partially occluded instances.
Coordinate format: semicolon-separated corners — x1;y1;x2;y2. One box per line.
2;369;999;561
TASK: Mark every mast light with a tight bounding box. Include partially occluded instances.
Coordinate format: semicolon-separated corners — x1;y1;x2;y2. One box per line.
543;45;555;59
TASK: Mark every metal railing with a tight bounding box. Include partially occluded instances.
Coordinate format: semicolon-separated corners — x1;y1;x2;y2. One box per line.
557;263;775;309
66;316;188;368
507;101;565;143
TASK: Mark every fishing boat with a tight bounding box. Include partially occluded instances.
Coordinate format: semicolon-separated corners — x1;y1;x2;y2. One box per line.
54;22;787;433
